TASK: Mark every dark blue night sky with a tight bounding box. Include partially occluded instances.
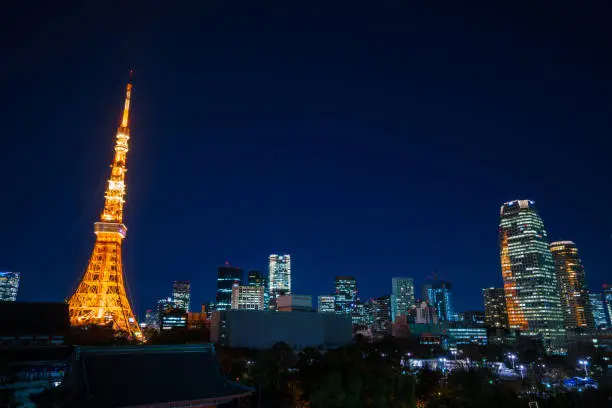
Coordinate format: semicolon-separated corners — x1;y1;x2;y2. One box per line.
2;2;611;317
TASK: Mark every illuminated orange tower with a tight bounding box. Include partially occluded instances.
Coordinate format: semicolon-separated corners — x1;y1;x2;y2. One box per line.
68;77;141;338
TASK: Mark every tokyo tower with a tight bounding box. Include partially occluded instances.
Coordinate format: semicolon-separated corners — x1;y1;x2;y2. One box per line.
68;78;142;339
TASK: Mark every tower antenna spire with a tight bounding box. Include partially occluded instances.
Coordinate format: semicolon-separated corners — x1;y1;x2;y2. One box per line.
121;70;133;128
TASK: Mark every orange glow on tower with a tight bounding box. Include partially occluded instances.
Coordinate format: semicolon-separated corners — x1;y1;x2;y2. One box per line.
68;79;141;339
501;232;528;331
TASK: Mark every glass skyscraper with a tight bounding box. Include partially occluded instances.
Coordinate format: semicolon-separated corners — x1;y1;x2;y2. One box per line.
371;295;391;338
604;285;612;327
391;277;414;323
499;200;565;348
588;292;608;329
248;270;269;310
483;287;509;329
334;276;357;315
172;280;191;312
216;264;243;311
0;271;19;302
423;281;455;322
268;254;291;308
550;241;594;331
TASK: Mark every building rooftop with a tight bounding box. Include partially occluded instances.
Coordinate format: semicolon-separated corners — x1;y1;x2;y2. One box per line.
59;344;253;407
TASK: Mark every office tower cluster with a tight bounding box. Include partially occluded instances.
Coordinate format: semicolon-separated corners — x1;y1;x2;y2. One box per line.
137;199;610;353
488;199;610;351
0;271;20;302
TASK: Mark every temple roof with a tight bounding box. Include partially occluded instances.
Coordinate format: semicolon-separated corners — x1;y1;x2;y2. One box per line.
60;344;253;407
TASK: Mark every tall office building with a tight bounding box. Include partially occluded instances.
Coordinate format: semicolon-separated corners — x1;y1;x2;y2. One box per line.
172;281;191;312
247;270;263;286
423;281;455;322
334;276;357;315
550;241;594;331
247;270;269;310
604;285;612;326
483;287;509;329
499;200;565;348
371;295;391;338
231;285;265;311
268;254;291;308
216;264;243;311
391;277;414;323
318;295;335;313
0;272;20;302
589;292;609;329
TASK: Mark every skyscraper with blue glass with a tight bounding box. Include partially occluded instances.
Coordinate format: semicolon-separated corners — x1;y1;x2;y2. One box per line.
423;281;455;322
391;277;414;323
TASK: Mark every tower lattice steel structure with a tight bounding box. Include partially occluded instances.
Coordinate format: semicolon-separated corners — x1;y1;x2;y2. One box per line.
68;79;141;338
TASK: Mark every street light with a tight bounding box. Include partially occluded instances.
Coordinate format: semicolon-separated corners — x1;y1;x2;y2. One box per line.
578;359;589;378
519;365;525;380
508;353;517;370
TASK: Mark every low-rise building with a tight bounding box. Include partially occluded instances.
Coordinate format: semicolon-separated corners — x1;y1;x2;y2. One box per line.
210;309;352;349
231;285;265;311
277;295;312;312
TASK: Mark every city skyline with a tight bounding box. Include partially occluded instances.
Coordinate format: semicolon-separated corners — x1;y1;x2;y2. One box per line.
2;3;611;317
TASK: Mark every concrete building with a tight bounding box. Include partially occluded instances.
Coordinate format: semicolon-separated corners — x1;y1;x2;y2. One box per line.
210;310;352;350
277;295;312;312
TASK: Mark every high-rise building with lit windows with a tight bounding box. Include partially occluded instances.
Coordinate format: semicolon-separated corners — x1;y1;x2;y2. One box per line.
172;280;191;312
604;285;612;326
248;270;269;310
588;292;608;329
550;241;594;331
231;285;265;310
391;277;414;323
423;281;456;322
499;200;565;348
0;272;20;302
483;287;508;329
268;254;291;308
334;276;357;315
216;264;243;311
318;295;335;313
371;295;391;338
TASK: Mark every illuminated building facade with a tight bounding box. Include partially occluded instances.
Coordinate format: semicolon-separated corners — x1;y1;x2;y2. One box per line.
391;277;414;322
334;276;357;315
248;270;269;310
318;295;335;313
172;280;191;312
0;271;20;302
68;79;141;338
351;300;372;327
589;292;609;329
411;301;438;324
550;241;594;331
604;285;612;327
231;285;265;310
371;295;391;338
483;287;509;329
160;310;187;330
268;254;291;308
216;264;243;311
499;200;565;348
447;325;488;347
423;281;455;322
